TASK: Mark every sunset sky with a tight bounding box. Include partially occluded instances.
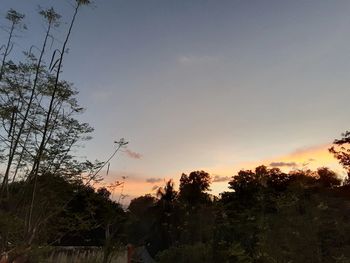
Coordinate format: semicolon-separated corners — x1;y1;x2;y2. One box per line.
2;0;350;204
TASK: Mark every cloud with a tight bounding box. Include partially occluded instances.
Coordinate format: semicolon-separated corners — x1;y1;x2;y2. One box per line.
124;149;142;159
269;161;297;167
212;175;231;183
146;178;163;184
291;144;330;156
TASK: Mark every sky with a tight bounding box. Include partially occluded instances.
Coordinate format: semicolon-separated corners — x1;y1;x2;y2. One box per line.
1;0;350;204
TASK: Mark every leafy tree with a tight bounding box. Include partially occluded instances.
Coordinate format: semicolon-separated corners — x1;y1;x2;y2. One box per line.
128;194;157;219
317;167;341;188
219;166;348;262
157;179;177;204
155;180;179;250
330;131;350;182
179;170;211;205
0;1;131;257
127;195;159;255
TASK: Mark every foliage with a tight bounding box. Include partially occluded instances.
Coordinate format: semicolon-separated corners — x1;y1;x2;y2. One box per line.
0;2;129;259
330;131;350;181
179;170;211;205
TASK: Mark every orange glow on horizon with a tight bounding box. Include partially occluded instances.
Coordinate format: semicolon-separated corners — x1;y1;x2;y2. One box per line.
95;143;345;205
207;143;345;196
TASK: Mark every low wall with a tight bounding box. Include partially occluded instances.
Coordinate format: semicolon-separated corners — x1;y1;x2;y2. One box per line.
46;246;127;263
0;246;129;263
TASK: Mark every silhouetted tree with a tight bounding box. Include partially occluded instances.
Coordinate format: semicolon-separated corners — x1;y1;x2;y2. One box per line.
127;195;158;249
217;165;350;262
330;131;350;183
0;2;131;258
179;171;211;205
317;167;341;188
0;9;25;80
157;180;177;204
128;194;157;218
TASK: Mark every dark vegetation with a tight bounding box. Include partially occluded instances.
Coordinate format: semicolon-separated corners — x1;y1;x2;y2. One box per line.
1;2;350;262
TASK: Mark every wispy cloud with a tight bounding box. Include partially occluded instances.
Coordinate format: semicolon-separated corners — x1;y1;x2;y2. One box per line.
212;175;231;183
291;144;330;156
124;149;142;159
269;161;297;168
146;178;163;184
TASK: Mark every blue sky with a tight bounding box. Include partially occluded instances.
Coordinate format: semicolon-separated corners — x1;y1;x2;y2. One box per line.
1;0;350;200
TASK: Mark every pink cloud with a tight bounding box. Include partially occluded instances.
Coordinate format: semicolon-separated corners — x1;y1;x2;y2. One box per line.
124;149;142;159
